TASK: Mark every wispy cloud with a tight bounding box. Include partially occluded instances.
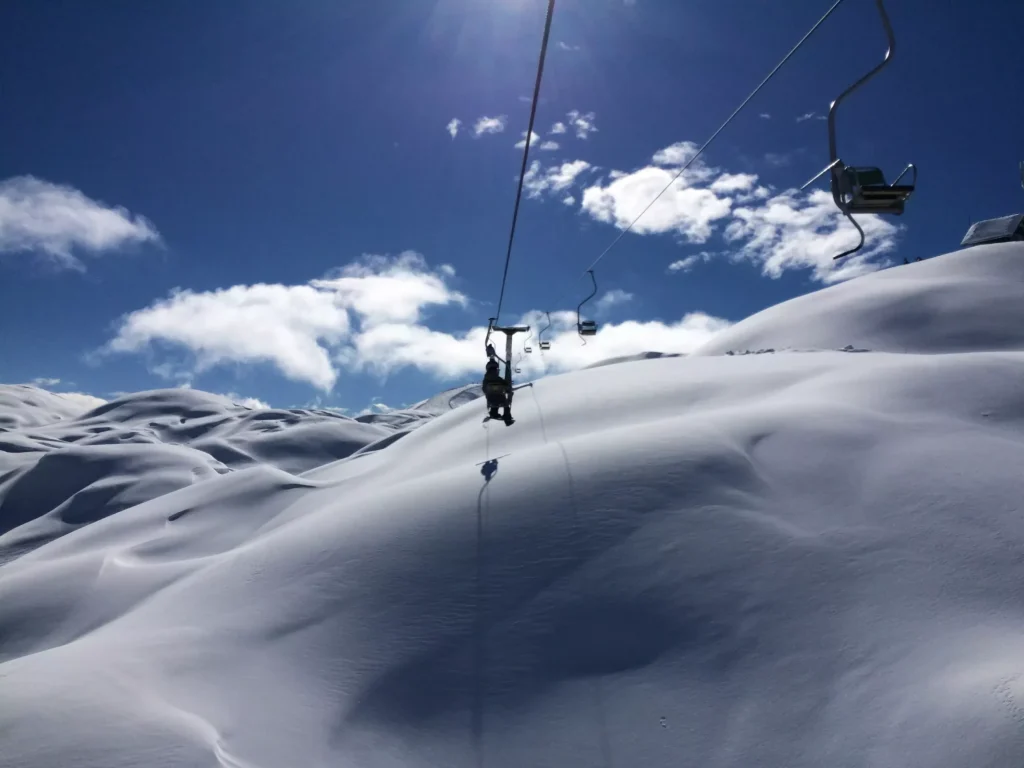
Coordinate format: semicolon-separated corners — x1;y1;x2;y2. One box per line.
710;173;758;194
523;160;592;199
446;118;461;139
473;115;507;137
668;251;714;273
596;289;634;312
566;110;598;139
539;140;560;151
557;41;581;51
759;113;771;120
562;195;576;206
31;377;61;387
724;188;901;283
550;122;567;135
0;175;160;270
796;112;827;123
764;152;792;167
514;131;541;149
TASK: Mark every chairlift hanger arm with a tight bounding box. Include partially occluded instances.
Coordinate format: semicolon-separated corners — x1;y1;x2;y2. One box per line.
576;270;598;319
826;0;897;171
834;211;866;260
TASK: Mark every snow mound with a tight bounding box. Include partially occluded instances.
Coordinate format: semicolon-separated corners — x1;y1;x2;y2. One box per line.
0;387;395;558
694;242;1024;356
585;350;682;369
4;245;1024;766
0;385;105;431
410;381;484;414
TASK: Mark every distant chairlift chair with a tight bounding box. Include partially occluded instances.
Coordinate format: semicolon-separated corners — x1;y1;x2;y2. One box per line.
538;311;552;351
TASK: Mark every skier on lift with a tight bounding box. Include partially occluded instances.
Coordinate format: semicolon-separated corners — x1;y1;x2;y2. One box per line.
482;344;514;426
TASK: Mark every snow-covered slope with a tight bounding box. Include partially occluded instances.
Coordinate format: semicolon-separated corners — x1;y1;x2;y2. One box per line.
0;384;104;431
694;242;1024;356
4;244;1024;767
0;387;393;562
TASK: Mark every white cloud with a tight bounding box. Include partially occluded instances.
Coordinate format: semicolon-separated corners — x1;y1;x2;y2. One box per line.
514;131;541;149
649;141;718;184
596;289;634;312
31;377;61;387
0;175;160;270
56;392;107;411
103;252;467;391
796;112;827;123
578;136;899;283
759;113;771;119
562;195;576;206
581;164;733;242
311;252;467;327
446;118;461;139
539;140;560;151
764;152;791;167
101;251;735;388
652;142;699;167
668;251;714;273
566;110;598;139
473;115;507;136
355;399;394;417
523;160;592;199
550;122;567;135
348;310;730;381
724;188;901;283
346;322;490;380
710;173;758;194
223;393;270;409
548;160;592;191
557;41;581;51
513;311;731;374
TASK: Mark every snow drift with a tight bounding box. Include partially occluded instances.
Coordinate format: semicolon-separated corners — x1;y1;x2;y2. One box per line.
694;243;1024;356
3;243;1024;767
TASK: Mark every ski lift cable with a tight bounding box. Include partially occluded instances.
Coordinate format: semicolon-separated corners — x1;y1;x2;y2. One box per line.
549;0;850;312
493;0;558;327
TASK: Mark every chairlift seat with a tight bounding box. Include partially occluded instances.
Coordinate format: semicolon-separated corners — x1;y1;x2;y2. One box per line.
578;320;598;336
524;346;532;353
539;341;551;350
840;165;914;213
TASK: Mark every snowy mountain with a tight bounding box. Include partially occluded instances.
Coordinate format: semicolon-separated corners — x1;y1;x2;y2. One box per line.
3;242;1024;767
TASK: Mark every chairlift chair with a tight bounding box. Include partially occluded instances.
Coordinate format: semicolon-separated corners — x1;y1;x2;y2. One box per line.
801;0;916;261
538;311;552;350
577;270;599;342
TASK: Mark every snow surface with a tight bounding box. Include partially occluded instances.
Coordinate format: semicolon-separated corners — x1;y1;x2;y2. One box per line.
3;243;1024;767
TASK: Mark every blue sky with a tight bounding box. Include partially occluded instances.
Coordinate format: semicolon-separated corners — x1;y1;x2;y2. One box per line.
1;0;1021;413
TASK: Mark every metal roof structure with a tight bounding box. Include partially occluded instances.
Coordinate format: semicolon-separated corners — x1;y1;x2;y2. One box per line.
961;213;1024;248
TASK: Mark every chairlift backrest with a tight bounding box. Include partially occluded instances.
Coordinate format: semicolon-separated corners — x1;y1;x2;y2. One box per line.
847;166;887;187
